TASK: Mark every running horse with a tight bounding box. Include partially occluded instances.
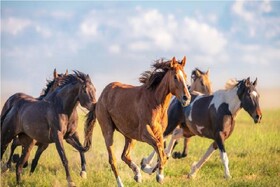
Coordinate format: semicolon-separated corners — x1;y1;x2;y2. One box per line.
95;57;191;186
1;69;67;173
184;77;262;179
1;71;96;186
141;68;212;171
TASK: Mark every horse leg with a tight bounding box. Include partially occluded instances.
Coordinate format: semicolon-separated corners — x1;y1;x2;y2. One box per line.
188;142;217;179
216;131;231;179
54;131;76;187
2;137;21;173
121;137;142;183
66;132;87;179
181;137;191;158
165;128;183;158
30;143;49;174
141;125;166;184
16;137;36;184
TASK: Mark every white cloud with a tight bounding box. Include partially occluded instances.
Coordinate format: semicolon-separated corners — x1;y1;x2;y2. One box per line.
2;17;32;35
50;11;73;20
79;11;99;38
35;25;52;38
108;44;121;54
182;17;227;56
232;1;254;22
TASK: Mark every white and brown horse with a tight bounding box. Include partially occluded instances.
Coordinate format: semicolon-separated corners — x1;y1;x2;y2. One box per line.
183;77;261;178
95;57;191;186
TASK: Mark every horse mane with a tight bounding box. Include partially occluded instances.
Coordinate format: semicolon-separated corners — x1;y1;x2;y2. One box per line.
192;68;206;76
38;79;60;100
224;79;240;90
139;58;173;90
59;70;89;88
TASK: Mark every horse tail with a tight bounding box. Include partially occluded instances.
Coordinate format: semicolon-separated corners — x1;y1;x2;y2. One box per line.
83;104;97;151
1;105;12;128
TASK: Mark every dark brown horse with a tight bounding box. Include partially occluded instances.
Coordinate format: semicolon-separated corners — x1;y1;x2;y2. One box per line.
1;69;67;173
95;57;191;186
1;71;96;186
141;68;212;171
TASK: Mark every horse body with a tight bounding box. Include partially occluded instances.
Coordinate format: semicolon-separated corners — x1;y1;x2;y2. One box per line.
141;68;212;169
1;71;96;186
184;78;262;179
96;57;191;186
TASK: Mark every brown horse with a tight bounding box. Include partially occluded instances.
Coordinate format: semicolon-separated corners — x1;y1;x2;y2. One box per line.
1;71;96;186
95;57;191;186
141;68;212;170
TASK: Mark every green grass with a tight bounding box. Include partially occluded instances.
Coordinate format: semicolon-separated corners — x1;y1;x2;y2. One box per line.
1;109;280;187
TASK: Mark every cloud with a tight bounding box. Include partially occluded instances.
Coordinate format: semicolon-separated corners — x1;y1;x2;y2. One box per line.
231;0;279;39
1;17;32;35
79;10;100;38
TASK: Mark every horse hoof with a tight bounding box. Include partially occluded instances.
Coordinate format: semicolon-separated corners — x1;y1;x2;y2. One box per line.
134;173;142;183
1;164;9;173
80;171;87;179
187;173;196;179
224;174;232;179
68;182;76;187
156;174;164;184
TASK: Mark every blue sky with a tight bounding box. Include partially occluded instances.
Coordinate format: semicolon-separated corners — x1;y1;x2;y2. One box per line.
1;1;280;106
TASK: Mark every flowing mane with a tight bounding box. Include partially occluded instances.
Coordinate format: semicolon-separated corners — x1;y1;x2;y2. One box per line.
139;58;177;90
59;70;89;88
224;78;240;90
191;68;205;77
38;78;63;100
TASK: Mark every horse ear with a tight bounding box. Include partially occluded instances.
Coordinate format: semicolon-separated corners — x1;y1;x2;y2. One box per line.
170;57;177;68
253;78;257;86
53;68;58;78
181;56;186;67
206;69;210;76
245;77;251;87
65;69;68;75
195;69;201;77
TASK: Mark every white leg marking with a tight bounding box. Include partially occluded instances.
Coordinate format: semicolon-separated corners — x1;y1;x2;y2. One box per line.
220;152;231;179
117;176;124;187
165;128;183;157
131;161;142;183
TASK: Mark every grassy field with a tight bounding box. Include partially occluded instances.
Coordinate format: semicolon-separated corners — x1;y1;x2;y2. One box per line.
1;109;279;187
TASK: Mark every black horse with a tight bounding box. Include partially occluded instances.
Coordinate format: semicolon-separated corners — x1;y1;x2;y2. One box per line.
1;71;96;186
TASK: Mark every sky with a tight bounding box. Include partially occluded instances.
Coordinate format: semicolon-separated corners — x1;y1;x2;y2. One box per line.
1;1;280;108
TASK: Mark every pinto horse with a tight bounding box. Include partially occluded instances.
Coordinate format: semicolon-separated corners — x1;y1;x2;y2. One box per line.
184;77;261;178
141;68;212;171
1;71;96;186
96;57;191;186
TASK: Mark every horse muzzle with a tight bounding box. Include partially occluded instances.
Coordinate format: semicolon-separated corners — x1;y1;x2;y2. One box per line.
181;95;191;107
253;114;262;124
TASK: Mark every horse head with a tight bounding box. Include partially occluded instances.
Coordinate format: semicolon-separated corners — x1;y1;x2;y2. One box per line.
75;71;97;111
238;77;262;123
168;56;191;107
190;68;212;94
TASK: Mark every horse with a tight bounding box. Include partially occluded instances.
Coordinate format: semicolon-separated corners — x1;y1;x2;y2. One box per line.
1;71;96;186
1;69;67;173
169;77;262;179
95;57;191;187
140;68;212;171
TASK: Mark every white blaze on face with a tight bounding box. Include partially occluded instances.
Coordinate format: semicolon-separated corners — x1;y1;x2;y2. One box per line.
251;91;258;98
178;70;187;87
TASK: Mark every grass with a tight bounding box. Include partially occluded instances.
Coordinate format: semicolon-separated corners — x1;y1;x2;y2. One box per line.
1;109;280;187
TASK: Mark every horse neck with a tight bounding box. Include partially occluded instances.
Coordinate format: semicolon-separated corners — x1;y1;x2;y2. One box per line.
219;87;242;116
154;73;173;110
54;83;80;116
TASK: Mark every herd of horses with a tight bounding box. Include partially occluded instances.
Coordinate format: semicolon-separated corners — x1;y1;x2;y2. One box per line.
1;57;262;187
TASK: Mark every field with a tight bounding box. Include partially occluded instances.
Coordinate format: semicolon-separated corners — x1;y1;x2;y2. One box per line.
1;109;280;187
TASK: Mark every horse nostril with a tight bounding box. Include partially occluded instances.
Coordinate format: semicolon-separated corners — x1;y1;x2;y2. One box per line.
182;95;187;101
